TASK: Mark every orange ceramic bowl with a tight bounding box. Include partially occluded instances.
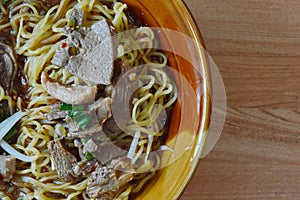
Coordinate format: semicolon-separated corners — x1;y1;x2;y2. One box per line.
122;0;211;199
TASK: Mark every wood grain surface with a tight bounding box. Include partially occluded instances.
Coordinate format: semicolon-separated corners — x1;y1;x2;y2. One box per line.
181;0;300;199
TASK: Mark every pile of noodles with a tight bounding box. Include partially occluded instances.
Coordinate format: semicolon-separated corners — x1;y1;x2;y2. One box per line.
0;0;176;199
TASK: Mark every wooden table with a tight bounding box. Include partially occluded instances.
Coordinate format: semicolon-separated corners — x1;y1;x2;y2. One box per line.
181;0;300;199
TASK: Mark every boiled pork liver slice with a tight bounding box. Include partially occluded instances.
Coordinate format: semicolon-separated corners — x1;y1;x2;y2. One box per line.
51;19;116;85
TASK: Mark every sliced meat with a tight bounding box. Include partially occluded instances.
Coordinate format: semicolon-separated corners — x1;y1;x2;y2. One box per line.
0;156;16;182
41;72;97;105
87;157;133;199
83;138;132;164
77;20;116;85
73;160;98;176
65;115;80;133
66;96;113;138
68;7;85;27
111;70;139;131
45;111;68;121
83;139;98;153
44;103;69;121
48;138;101;182
0;42;18;95
68;124;103;138
103;118;123;139
51;46;70;70
51;19;116;85
88;97;112;123
47;138;79;182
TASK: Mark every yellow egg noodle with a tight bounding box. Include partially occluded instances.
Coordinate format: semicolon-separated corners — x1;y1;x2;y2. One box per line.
0;0;176;199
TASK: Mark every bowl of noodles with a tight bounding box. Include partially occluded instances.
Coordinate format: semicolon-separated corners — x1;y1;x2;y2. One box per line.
0;0;210;199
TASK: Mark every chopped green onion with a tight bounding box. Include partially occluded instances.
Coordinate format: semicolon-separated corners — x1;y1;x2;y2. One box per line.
71;105;84;112
59;103;73;111
72;111;90;130
3;126;18;141
86;152;95;160
59;103;90;130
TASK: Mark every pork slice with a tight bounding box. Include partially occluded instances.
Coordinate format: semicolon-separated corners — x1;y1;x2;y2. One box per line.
44;103;69;121
103;118;123;139
83;139;98;153
83;138;132;165
88;97;112;123
45;111;68;121
0;42;18;95
73;160;98;176
77;19;116;85
51;29;86;69
69;7;84;26
41;72;97;105
65;115;80;133
0;156;16;182
68;124;103;138
51;19;116;85
111;73;139;131
86;157;133;199
47;138;79;182
51;45;69;68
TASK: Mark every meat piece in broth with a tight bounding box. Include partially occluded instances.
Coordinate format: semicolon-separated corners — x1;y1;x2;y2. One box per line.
68;7;85;26
87;157;134;199
41;72;97;105
47;138;79;182
88;97;112;123
48;138;100;182
44;105;69;121
0;42;18;94
65;115;80;132
67;124;103;138
51;19;116;85
83;138;132;164
0;156;16;182
66;97;113;138
73;160;99;176
103;118;123;139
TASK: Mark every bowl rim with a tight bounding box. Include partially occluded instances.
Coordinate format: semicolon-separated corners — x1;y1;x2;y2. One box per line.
174;0;212;199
